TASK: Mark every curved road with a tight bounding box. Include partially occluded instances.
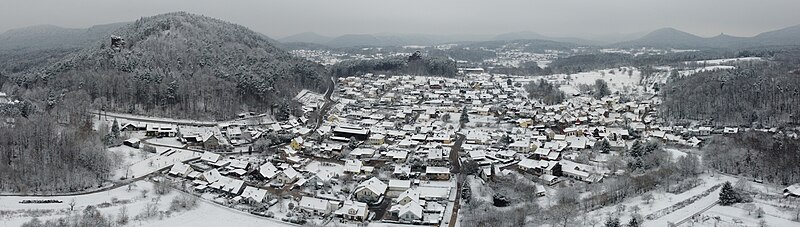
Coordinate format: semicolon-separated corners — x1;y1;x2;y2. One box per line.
312;76;336;131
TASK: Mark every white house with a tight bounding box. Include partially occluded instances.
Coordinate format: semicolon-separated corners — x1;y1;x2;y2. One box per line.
344;159;364;174
240;186;268;203
200;151;221;163
395;188;421;205
398;200;423;222
785;183;800;197
354;177;388;202
273;167;300;184
298;196;341;216
168;162;193;177
425;166;451;181
334;200;369;221
258;162;279;179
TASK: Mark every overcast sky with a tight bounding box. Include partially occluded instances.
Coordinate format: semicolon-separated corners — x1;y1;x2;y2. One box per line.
2;0;799;39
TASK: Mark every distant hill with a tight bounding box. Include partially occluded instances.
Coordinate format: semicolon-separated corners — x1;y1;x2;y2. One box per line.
279;41;332;51
278;32;333;44
616;27;709;48
281;31;589;48
616;25;800;48
493;31;601;46
326;34;387;47
321;33;483;47
0;23;128;50
0;23;129;75
10;12;327;120
753;25;800;46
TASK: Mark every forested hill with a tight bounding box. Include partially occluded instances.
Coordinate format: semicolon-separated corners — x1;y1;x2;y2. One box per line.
5;12;327;120
330;52;457;78
661;49;800;127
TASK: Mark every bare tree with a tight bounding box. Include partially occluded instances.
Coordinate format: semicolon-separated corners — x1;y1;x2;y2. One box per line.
117;206;129;225
68;199;77;211
549;203;578;227
641;193;654;205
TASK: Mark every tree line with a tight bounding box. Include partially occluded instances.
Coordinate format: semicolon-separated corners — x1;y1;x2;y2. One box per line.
330;52;457;78
704;132;800;185
524;79;566;105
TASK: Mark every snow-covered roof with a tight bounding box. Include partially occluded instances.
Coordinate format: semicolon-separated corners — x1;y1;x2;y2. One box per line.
389;179;411;189
168;162;192;176
229;159;249;169
299;196;339;213
399;200;423;219
396;188;420;204
203;169;223;183
425;166;449;174
785;184;800;196
351;148;375;157
200;151;221;163
241;186;268;202
259;162;279;179
344;159;363;173
518;158;538;169
282;167;300;180
355;177;388;195
335;200;368;218
223;178;245;194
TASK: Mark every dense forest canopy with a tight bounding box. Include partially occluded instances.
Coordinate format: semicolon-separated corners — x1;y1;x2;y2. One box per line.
4;12;327;120
0;91;116;193
330;52;457;78
524;79;566;105
704;132;800;185
661;59;800;127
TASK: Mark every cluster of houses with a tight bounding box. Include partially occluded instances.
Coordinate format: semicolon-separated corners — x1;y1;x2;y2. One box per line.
114;68;789;226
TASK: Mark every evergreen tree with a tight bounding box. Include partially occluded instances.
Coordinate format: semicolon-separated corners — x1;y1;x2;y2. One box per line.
111;119;120;138
499;134;513;145
594;79;611;100
627;217;640;227
460;107;469;124
599;139;611;153
629;140;644;158
720;181;741;205
604;217;621;227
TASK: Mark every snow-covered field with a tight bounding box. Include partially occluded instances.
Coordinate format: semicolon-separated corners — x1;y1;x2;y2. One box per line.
689;57;763;65
582;171;800;227
138;197;296;227
693;203;799;227
0;181;180;226
510;67;643;96
679;65;736;76
664;148;688;160
544;67;643;96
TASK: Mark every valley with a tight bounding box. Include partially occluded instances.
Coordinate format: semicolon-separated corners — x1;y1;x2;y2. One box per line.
1;5;800;227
